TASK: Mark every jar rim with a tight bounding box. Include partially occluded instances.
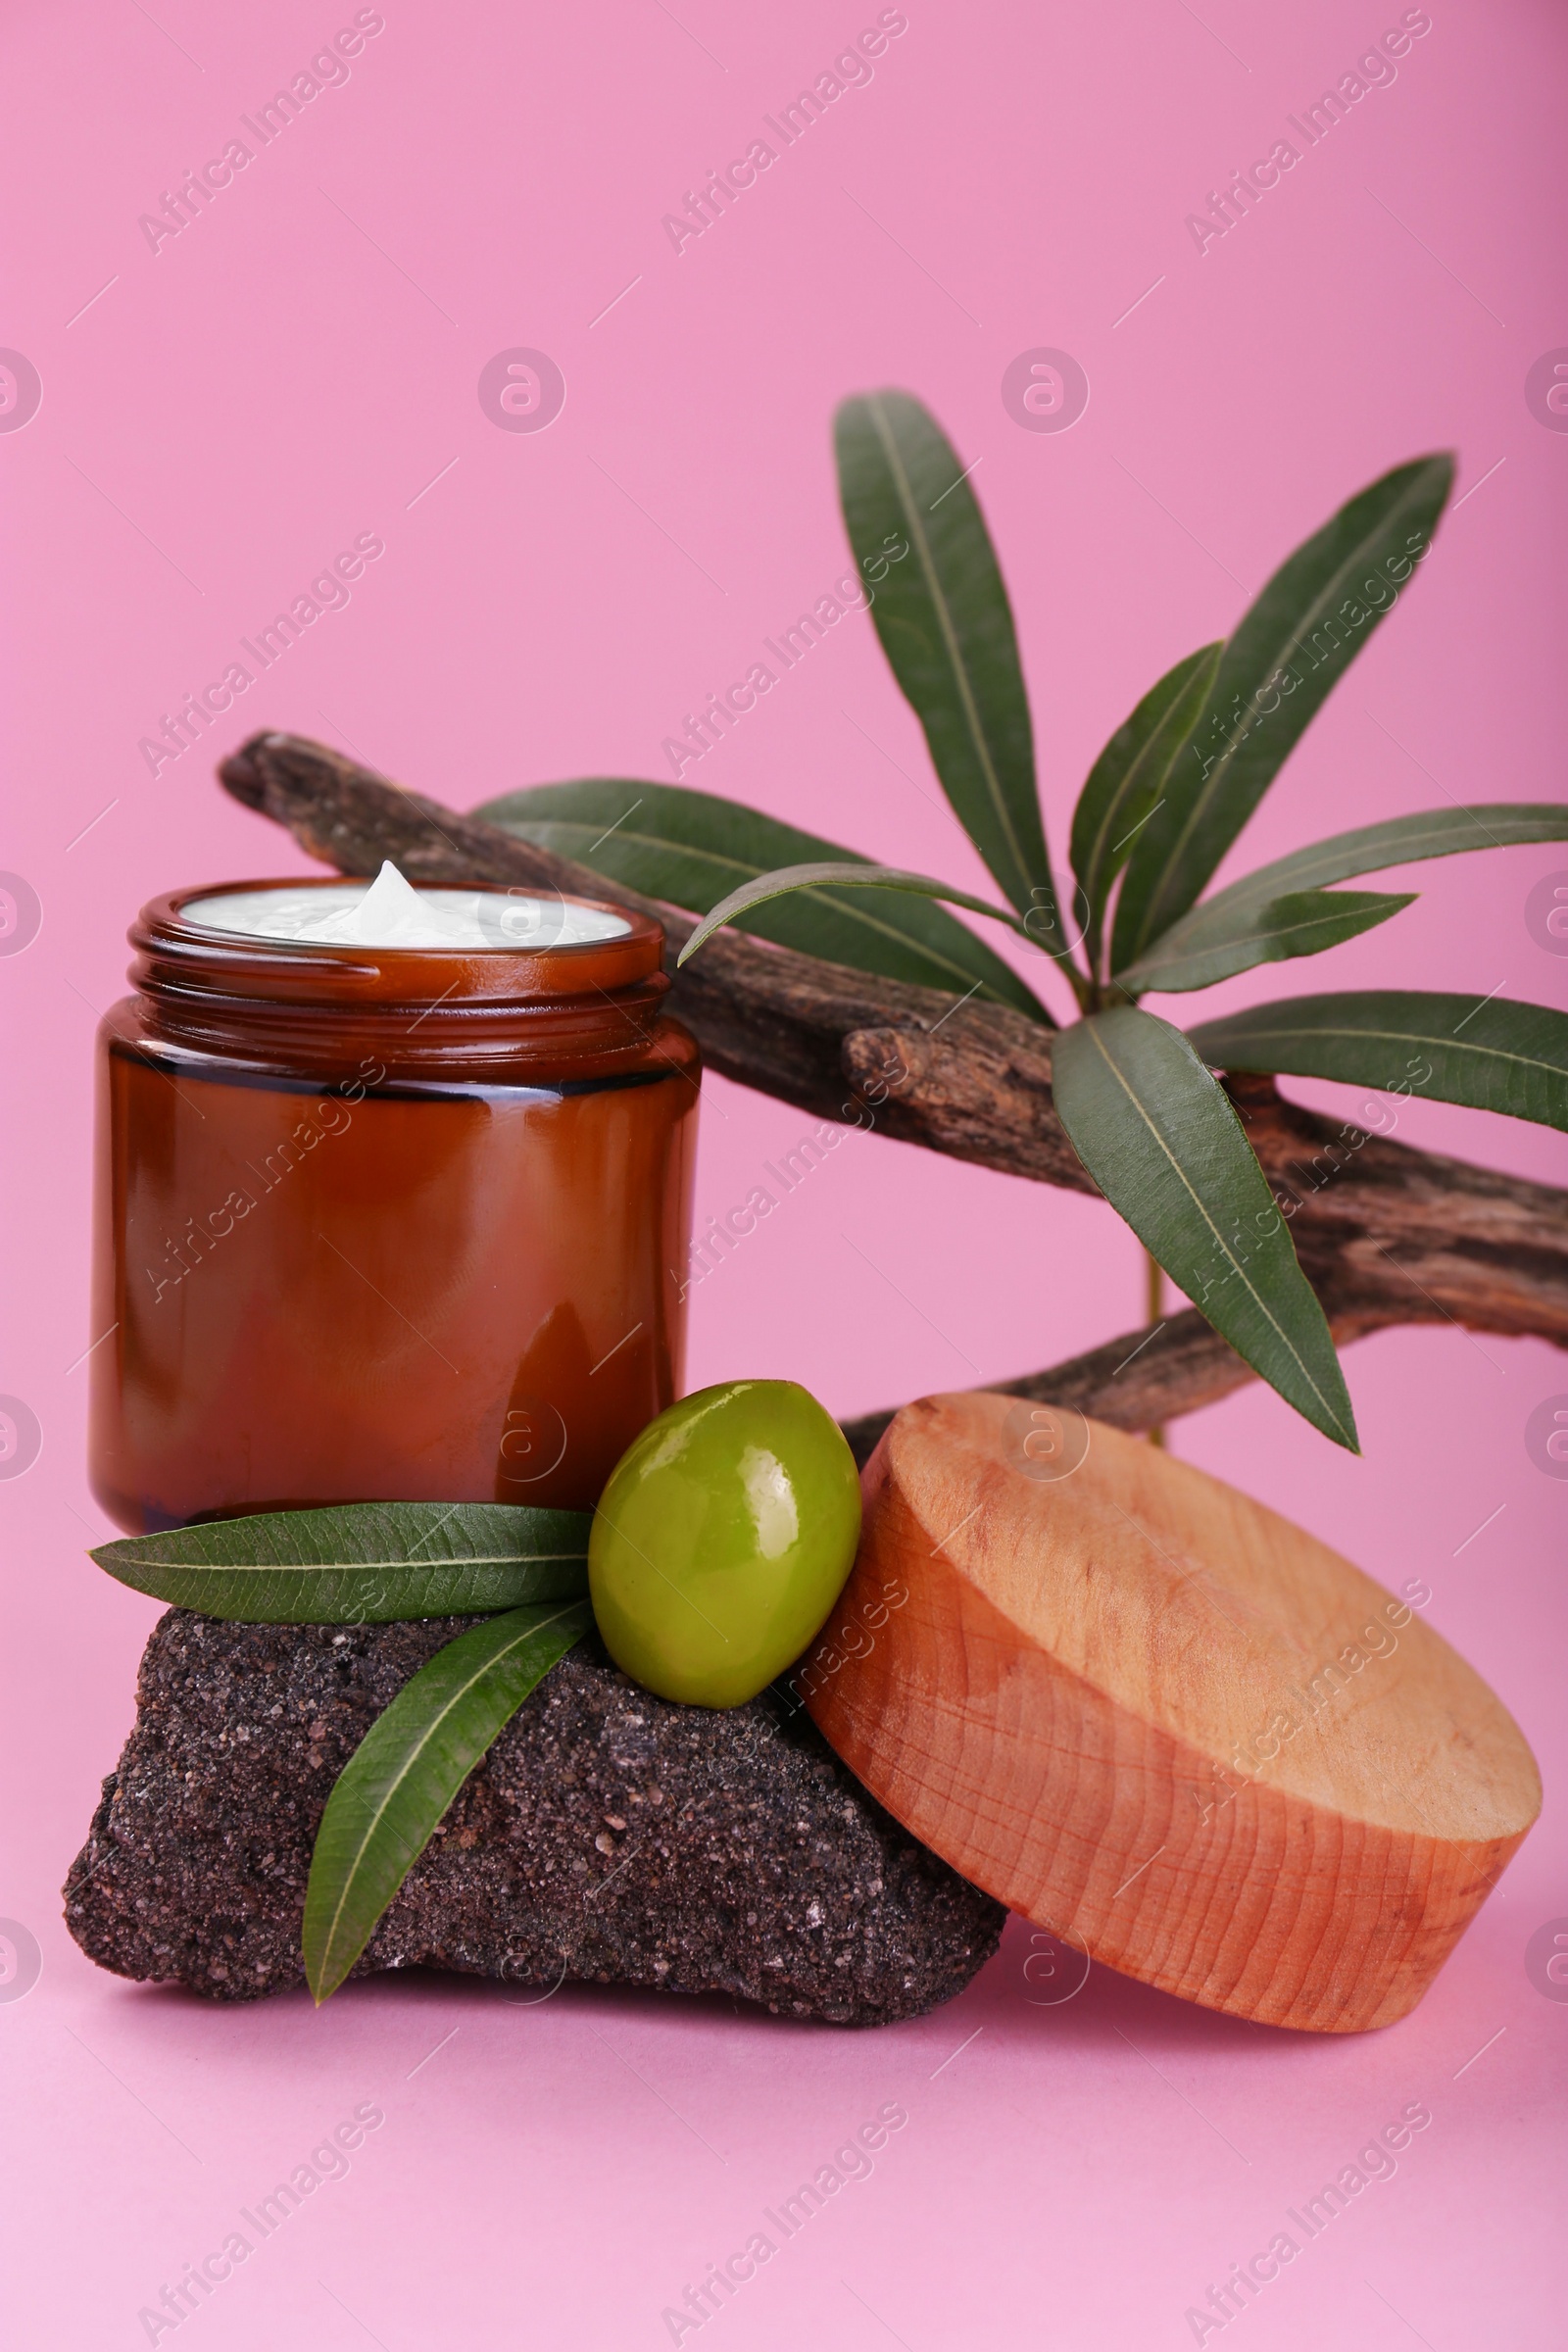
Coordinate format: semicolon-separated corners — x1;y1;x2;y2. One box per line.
132;875;666;1009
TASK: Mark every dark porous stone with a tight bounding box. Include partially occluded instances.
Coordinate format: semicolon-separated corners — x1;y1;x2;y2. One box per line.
65;1612;1004;2026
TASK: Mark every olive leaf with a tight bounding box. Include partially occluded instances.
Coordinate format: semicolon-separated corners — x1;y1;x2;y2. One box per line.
1189;991;1568;1133
835;390;1067;953
1070;643;1222;972
1138;804;1568;933
475;776;1051;1020
1111;455;1454;970
1114;805;1568;992
677;860;1032;967
1112;887;1416;996
90;1500;591;1623
1051;1006;1358;1449
303;1600;592;2002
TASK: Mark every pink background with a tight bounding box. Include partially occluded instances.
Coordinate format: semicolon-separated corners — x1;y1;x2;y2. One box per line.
3;1;1565;2344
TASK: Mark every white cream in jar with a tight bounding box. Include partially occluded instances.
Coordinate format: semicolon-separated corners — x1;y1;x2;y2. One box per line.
183;860;632;952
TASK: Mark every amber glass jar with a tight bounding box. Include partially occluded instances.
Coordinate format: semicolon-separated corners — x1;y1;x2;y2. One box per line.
89;879;699;1533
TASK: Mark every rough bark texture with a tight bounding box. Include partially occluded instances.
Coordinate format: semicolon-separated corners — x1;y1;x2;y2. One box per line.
65;1612;1005;2026
219;732;1568;1437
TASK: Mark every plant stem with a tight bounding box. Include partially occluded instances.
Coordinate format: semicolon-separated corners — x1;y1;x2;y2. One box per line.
1145;1250;1166;1447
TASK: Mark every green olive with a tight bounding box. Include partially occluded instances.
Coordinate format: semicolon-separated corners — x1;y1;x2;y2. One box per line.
588;1379;862;1707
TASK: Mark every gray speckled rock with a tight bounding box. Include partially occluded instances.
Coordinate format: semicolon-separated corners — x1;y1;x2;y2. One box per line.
65;1612;1004;2025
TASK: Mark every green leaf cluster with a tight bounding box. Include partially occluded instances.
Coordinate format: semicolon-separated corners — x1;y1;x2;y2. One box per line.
473;393;1567;1446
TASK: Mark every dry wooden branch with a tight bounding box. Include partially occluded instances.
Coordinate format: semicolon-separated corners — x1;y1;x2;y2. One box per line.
219;732;1568;1445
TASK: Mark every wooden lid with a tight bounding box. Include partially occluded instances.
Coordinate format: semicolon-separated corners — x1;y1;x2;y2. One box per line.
804;1392;1540;2033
